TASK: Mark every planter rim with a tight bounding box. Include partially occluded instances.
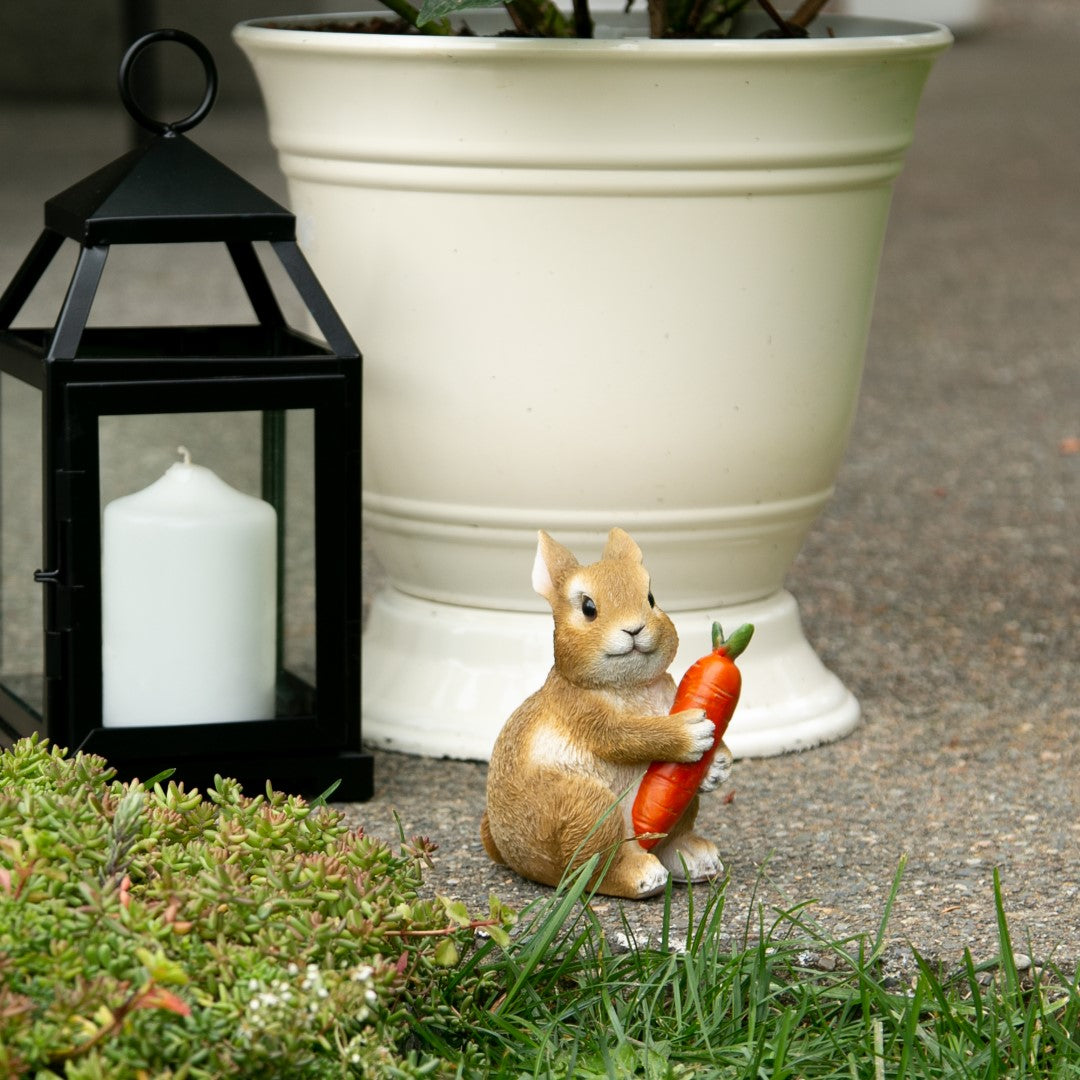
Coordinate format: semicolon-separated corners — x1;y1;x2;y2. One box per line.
234;12;952;60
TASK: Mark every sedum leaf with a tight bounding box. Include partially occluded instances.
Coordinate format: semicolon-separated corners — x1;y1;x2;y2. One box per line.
433;938;460;967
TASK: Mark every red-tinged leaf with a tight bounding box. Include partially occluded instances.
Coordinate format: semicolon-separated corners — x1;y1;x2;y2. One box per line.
133;985;191;1017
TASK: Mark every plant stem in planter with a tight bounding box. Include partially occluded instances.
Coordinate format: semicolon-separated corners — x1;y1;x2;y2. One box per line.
756;0;810;35
791;0;834;28
505;0;577;36
415;0;815;37
648;0;667;37
572;0;594;38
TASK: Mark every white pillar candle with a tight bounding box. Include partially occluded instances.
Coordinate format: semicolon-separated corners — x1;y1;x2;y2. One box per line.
102;447;277;727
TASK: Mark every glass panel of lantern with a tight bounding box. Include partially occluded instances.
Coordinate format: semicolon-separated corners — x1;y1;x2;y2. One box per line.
0;371;45;721
0;29;371;800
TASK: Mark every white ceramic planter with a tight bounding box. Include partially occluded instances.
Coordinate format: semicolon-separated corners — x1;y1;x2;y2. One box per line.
235;12;950;760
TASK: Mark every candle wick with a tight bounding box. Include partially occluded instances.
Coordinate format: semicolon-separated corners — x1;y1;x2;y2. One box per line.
177;446;192;466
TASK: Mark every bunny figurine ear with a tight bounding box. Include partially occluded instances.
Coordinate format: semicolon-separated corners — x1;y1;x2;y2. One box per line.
603;527;643;564
532;530;579;604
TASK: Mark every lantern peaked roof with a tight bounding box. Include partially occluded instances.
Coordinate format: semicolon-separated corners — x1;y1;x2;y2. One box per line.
44;131;296;246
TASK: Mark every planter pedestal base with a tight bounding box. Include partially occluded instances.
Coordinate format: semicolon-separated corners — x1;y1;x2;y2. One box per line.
361;589;859;761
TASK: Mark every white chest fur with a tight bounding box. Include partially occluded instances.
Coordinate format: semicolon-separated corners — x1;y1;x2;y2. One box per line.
599;679;675;718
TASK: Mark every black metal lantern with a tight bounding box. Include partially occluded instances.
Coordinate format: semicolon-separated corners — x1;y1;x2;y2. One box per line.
0;30;371;800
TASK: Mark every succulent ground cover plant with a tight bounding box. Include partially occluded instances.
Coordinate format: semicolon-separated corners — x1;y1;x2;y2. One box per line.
347;0;831;38
0;736;513;1078
6;736;1078;1076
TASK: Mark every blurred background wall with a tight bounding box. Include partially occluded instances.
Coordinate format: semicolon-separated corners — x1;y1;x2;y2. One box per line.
0;1;380;107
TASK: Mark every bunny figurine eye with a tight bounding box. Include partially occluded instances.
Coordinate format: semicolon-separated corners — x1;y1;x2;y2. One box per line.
648;591;655;608
581;596;598;620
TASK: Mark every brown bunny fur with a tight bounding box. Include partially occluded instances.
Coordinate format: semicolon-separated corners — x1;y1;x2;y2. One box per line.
480;528;731;899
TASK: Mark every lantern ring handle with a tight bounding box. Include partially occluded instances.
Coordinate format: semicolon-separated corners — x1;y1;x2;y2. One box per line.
119;29;218;136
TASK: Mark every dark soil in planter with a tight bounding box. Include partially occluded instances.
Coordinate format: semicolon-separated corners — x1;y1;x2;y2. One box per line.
259;17;537;36
259;17;423;33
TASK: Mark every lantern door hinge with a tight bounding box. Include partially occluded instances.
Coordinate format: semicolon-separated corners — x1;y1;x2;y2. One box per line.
33;567;82;632
35;465;88;631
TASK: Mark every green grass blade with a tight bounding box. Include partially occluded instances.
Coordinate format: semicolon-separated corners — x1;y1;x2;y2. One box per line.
993;867;1021;998
499;853;601;1011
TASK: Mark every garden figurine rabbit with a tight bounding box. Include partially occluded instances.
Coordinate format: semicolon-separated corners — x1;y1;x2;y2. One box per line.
480;528;730;899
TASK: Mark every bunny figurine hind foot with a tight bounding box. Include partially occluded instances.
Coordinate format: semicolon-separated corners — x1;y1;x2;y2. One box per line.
480;528;730;900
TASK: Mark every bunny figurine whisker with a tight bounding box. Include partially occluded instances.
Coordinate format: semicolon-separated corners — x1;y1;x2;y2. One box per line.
480;528;730;899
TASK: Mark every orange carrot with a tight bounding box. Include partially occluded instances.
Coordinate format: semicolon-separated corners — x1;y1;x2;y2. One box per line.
632;622;752;850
